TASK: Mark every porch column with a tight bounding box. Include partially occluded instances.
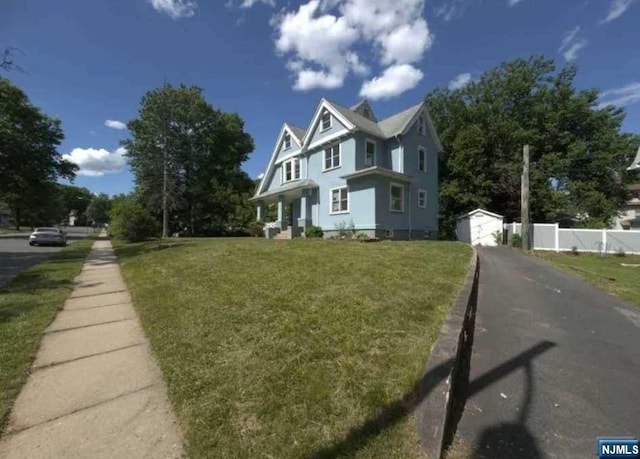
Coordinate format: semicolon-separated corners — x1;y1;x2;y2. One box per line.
276;195;286;230
297;190;309;234
256;201;264;222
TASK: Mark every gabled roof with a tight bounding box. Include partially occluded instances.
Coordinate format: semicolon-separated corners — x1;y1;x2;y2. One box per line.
324;99;384;138
378;103;423;138
457;208;504;220
287;124;306;144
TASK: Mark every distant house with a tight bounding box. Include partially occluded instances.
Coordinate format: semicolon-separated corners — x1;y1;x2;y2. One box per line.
251;98;443;239
613;146;640;230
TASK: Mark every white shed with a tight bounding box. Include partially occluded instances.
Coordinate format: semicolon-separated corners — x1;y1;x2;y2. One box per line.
456;208;504;246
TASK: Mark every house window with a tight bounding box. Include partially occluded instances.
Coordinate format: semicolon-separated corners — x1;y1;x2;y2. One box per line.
282;158;300;183
418;189;427;208
417;115;426;136
418;147;427;172
390;183;404;212
330;187;348;214
365;139;376;167
324;144;340;170
321;110;332;131
284;132;291;150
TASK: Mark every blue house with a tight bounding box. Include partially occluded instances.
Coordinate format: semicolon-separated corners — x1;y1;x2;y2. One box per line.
251;98;443;239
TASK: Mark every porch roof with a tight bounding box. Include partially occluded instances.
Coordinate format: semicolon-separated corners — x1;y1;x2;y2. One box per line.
340;166;412;183
250;179;318;202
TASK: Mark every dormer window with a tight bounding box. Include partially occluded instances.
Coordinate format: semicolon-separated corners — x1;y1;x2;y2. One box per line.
284;132;291;150
321;110;332;131
418;115;426;136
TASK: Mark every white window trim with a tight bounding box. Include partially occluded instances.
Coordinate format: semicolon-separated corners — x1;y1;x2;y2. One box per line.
323;143;341;172
281;158;300;184
329;186;349;215
365;138;376;167
418;146;427;173
418;114;427;136
283;132;291;150
321;110;332;132
418;189;427;208
389;182;405;213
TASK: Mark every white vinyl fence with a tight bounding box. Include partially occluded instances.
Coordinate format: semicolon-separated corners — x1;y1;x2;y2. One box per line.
505;223;640;255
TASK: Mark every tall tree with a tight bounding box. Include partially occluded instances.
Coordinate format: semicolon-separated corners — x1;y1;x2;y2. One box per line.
58;184;93;225
428;56;638;238
85;194;112;227
124;84;255;236
0;79;77;229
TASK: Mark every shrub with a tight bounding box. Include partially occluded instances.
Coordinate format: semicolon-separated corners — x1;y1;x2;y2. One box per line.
570;246;579;256
305;225;324;238
335;220;356;239
247;221;264;238
614;248;626;257
355;231;369;241
510;233;522;248
110;200;159;243
493;231;503;246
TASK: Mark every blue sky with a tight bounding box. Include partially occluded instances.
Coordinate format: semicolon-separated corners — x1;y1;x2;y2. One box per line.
1;0;639;195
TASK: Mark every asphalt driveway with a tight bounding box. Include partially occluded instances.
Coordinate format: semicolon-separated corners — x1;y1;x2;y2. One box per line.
455;247;640;458
0;227;92;288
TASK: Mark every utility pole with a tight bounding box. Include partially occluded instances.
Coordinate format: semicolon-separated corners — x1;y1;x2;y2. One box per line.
521;145;530;251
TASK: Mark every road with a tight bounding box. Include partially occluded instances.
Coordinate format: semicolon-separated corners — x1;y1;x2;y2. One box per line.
0;227;92;288
455;247;640;458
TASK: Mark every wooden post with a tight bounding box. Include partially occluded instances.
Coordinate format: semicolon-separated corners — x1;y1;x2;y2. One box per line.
521;145;531;251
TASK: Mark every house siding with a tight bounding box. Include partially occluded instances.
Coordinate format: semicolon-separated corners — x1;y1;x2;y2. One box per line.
307;112;349;146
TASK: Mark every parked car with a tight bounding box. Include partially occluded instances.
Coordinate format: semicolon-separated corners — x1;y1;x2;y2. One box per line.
29;227;67;247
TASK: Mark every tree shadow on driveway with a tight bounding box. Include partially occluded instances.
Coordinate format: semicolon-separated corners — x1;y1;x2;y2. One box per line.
309;341;555;459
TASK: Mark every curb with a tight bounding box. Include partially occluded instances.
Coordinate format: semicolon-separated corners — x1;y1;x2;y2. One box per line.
416;248;480;459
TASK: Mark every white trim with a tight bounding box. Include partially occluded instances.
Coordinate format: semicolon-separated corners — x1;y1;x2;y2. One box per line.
418;189;427;208
301;99;355;148
281;157;301;184
275;150;303;165
418;146;427;173
283;132;292;150
306;129;351;152
365;138;376;167
255;123;303;195
323;143;341;172
389;182;405;213
329;186;349;214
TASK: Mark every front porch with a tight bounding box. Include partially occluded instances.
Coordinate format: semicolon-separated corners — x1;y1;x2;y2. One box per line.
251;180;317;239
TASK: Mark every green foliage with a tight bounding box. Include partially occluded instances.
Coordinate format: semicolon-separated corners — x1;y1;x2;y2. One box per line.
123;83;255;236
511;233;523;248
305;225;324;238
335;220;356;238
85;194;112;226
0;79;77;229
355;231;370;240
247;221;264;238
614;248;626;257
493;231;503;246
57;184;93;225
428;56;640;238
110;199;158;242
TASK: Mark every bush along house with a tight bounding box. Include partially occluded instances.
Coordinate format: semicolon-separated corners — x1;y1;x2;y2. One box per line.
251;98;443;239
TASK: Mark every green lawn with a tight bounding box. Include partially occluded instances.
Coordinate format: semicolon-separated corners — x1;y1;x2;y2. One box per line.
114;238;472;458
0;240;94;428
537;252;640;307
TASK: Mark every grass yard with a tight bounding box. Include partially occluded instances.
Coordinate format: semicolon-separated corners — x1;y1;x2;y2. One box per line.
537;252;640;308
0;240;94;428
114;238;472;458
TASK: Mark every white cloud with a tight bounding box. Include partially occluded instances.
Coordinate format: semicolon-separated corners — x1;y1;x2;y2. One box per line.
149;0;197;19
598;82;640;108
558;26;588;61
448;72;471;90
63;147;128;177
272;0;433;98
602;0;635;23
434;0;464;21
105;119;127;130
508;0;523;5
359;64;423;100
239;0;275;6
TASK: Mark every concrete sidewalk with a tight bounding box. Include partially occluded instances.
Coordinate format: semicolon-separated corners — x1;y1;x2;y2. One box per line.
0;234;184;458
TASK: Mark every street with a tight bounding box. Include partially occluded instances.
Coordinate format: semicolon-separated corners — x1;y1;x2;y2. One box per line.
0;227;93;288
